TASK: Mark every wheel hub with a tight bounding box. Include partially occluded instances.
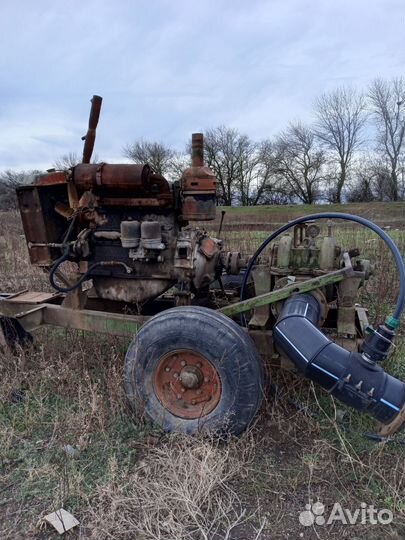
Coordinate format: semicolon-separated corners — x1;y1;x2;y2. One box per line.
152;349;221;419
180;365;203;389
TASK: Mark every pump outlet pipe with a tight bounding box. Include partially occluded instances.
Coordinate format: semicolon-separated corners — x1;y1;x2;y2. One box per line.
273;293;405;423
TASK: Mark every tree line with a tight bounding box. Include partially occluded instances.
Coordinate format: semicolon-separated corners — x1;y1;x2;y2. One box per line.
1;77;404;209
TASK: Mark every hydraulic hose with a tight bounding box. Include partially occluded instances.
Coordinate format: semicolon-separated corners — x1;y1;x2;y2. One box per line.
273;293;405;424
240;212;405;326
49;246;98;293
49;246;132;293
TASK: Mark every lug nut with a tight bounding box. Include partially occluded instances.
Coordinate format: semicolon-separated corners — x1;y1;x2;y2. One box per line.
165;367;170;372
177;394;182;400
204;377;210;383
191;400;196;405
181;360;186;367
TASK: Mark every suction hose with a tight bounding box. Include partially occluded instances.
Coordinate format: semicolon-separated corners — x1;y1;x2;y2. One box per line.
240;212;405;424
273;293;405;424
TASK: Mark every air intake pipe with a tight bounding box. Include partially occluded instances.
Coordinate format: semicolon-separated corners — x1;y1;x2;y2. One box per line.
273;293;405;424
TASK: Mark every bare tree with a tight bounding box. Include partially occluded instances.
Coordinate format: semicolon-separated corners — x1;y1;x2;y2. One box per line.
0;170;41;210
369;158;397;201
251;139;286;204
315;87;366;203
204;126;256;206
274;123;325;204
53;151;99;170
123;140;176;177
346;158;376;202
169;152;190;180
54;152;81;170
369;77;405;201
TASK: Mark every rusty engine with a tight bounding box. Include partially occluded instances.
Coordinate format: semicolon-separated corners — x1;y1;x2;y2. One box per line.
17;96;240;304
8;94;405;437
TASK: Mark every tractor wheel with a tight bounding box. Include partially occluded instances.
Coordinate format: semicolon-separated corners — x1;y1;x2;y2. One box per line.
123;306;264;436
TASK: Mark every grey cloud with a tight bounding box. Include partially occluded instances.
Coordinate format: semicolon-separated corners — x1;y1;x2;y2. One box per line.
0;0;403;170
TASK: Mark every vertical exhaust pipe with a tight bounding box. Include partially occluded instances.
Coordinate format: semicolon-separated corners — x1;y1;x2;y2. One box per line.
82;95;103;164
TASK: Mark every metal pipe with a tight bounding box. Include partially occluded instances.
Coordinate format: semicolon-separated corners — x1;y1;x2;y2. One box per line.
191;133;204;167
82;95;103;164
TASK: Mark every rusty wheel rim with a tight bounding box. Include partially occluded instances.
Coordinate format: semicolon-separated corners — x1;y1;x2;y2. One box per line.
152;349;222;419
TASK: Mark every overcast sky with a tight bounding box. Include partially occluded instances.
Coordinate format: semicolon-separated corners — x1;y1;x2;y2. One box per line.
0;0;404;171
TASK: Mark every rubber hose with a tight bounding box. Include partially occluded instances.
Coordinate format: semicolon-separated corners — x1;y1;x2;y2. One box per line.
273;293;405;424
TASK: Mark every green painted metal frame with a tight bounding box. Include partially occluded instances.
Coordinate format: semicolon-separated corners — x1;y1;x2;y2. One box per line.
0;254;363;339
0;298;147;338
219;266;363;317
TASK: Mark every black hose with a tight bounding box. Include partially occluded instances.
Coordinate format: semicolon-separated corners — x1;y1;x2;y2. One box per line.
49;247;132;293
273;293;405;424
240;212;405;327
49;247;96;293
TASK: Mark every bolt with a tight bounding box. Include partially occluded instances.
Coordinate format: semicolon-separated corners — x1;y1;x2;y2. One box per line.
181;360;186;367
204;377;210;383
197;362;202;368
196;389;202;395
177;394;182;400
181;388;186;393
173;373;178;379
165;367;171;372
191;400;196;405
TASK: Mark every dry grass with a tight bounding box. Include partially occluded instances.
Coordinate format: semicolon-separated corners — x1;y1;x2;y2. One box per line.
0;204;404;539
87;434;258;540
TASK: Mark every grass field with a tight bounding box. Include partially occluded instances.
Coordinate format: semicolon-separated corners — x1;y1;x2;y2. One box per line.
1;202;405;539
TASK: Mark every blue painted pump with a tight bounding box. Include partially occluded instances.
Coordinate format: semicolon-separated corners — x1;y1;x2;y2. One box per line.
240;213;405;425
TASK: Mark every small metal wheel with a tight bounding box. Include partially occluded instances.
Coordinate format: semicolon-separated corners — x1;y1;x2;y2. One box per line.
123;306;264;435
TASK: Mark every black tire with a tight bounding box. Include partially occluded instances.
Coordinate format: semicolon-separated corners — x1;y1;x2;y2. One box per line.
123;306;264;436
0;317;33;352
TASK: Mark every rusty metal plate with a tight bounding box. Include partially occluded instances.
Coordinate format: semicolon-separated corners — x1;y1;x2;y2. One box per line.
153;349;221;419
199;237;219;259
36;171;67;186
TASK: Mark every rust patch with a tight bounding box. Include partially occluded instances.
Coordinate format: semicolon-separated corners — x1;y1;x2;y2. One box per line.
182;172;217;192
199;237;218;259
181;195;216;221
152;349;221;419
36;171;67;186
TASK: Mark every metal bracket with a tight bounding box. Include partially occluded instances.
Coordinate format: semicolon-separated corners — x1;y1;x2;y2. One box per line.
219;252;363;318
